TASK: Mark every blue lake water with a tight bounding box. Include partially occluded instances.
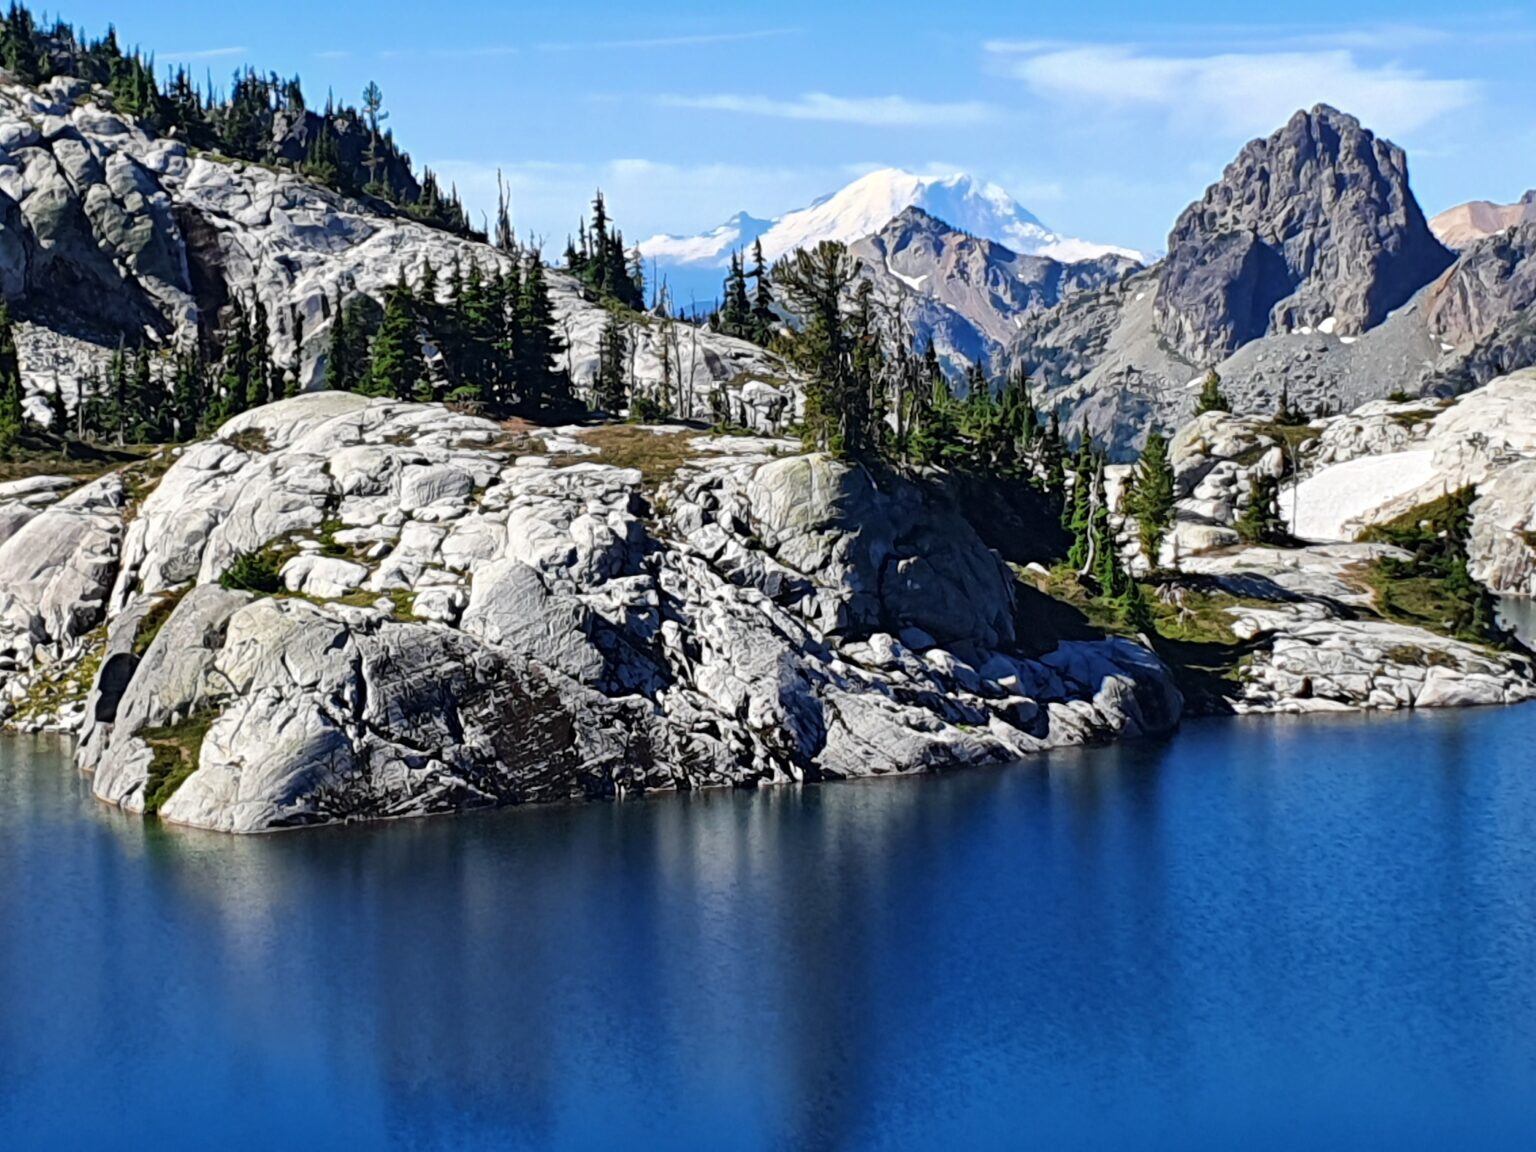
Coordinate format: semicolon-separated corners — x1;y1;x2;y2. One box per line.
3;709;1536;1150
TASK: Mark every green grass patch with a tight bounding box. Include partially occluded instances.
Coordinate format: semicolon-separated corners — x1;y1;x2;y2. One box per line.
1029;564;1271;711
8;628;107;728
300;587;418;619
1359;487;1506;647
141;709;221;817
132;588;190;657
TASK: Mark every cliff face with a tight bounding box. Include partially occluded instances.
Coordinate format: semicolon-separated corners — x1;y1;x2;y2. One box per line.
1154;105;1454;366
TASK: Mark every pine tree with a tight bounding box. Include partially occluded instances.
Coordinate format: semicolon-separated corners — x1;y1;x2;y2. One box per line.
0;302;23;458
127;349;167;442
1127;429;1176;568
171;351;204;440
364;273;425;400
749;238;774;343
514;256;574;417
593;311;629;415
213;303;253;425
1195;369;1230;415
777;241;864;456
1236;471;1285;544
1116;578;1156;634
44;378;67;436
324;292;370;393
360;80;388;192
251;299;273;406
1065;437;1095;568
1274;382;1307;426
719;252;751;339
1088;460;1124;596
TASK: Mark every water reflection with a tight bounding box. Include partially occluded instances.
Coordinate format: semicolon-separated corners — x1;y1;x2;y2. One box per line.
3;709;1536;1150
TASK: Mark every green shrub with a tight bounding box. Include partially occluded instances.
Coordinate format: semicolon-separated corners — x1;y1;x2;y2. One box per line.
220;548;284;594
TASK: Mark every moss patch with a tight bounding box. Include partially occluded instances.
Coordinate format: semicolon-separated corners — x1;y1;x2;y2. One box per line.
141;709;221;817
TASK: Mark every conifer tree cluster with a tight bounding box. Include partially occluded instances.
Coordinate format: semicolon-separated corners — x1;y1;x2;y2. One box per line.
0;5;476;238
328;252;577;419
564;192;644;310
1059;433;1156;631
772;241;1072;490
715;240;775;345
71;297;285;446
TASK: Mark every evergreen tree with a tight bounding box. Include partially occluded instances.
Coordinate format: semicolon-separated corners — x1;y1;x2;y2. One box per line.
324;292;370;392
1273;382;1307;426
0;302;23;458
593;311;629;415
364;273;425;400
514;256;574;417
107;344;130;443
1127;429;1176;568
1116;578;1156;634
44;378;67;435
212;302;253;425
719;251;751;339
777;241;866;456
1236;471;1286;544
749;238;774;343
1195;369;1230;415
171;350;204;439
127;348;167;441
1088;460;1124;596
360;80;388;191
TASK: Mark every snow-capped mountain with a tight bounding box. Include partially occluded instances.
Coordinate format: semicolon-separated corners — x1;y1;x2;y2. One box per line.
638;168;1141;307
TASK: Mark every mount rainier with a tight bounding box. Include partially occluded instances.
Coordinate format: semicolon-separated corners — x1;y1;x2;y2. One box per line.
638;168;1142;308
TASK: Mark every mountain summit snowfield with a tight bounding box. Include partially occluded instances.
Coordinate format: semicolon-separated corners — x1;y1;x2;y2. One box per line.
639;168;1142;305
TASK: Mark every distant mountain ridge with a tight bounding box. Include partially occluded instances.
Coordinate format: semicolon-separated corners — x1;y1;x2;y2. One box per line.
1430;192;1536;250
851;206;1139;376
638;168;1141;307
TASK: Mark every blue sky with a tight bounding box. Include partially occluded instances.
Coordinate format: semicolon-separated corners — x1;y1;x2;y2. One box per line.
54;0;1536;253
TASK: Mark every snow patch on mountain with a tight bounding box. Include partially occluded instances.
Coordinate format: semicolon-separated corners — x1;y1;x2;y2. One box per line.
639;168;1141;303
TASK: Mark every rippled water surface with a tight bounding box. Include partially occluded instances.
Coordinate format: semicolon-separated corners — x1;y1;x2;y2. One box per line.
3;708;1536;1149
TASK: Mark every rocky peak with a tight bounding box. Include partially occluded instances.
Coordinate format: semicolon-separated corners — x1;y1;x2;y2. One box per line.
850;206;1137;374
1155;104;1453;366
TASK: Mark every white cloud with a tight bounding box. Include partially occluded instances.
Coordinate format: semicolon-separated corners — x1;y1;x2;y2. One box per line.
655;92;997;127
162;47;246;60
996;44;1477;137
